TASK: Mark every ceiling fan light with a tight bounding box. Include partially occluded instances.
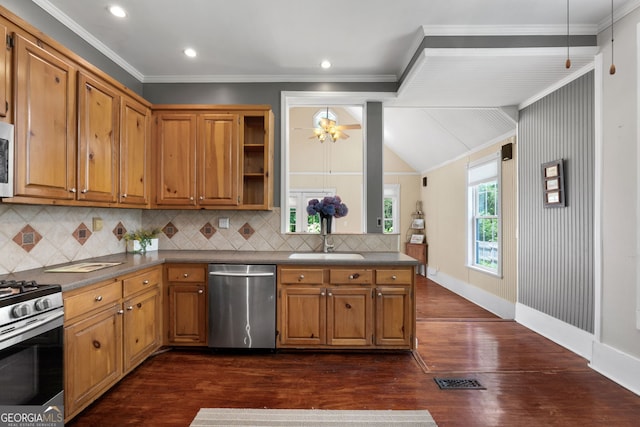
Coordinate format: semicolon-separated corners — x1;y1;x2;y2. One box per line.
320;60;331;69
184;48;197;58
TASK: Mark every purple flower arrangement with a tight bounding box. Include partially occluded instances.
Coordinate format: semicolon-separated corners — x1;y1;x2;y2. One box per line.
306;196;349;218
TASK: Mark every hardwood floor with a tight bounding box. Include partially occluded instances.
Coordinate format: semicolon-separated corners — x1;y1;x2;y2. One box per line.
67;276;640;427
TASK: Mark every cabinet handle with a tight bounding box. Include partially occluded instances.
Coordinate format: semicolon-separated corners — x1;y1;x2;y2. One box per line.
199;196;204;200
328;292;333;297
142;280;149;285
198;289;204;294
81;188;88;193
92;340;101;349
127;306;133;311
95;295;103;302
122;193;128;198
189;196;194;201
183;273;189;278
117;309;124;315
69;187;77;193
378;292;383;297
298;274;304;280
392;275;397;280
320;291;325;296
349;273;360;280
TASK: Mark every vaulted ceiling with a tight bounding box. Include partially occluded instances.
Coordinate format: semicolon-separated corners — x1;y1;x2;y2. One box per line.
33;0;636;172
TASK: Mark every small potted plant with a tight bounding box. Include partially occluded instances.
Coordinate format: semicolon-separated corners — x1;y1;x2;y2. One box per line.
124;228;161;254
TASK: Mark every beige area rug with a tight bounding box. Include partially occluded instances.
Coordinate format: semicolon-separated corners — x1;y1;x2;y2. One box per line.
190;408;437;426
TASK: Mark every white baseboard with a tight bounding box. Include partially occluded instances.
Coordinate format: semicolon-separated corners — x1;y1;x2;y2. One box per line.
427;270;516;319
515;303;594;360
426;272;640;396
590;341;640;395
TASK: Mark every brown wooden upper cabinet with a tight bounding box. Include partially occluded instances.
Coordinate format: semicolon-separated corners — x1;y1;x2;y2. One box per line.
77;72;119;203
119;96;151;206
13;33;77;200
0;20;8;118
10;32;151;207
153;105;273;210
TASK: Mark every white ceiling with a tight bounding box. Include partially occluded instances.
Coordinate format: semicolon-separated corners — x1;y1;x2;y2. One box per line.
32;0;637;172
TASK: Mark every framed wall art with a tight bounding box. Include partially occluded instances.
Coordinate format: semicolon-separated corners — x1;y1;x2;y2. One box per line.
542;159;565;208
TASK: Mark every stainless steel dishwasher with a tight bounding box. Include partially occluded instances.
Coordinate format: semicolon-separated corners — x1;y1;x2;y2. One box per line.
208;264;276;349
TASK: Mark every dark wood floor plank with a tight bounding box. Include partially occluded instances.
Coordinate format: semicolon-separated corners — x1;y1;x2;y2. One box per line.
67;276;640;427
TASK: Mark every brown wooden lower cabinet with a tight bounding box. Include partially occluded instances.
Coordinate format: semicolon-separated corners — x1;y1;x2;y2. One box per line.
164;264;208;346
63;266;162;422
277;265;415;350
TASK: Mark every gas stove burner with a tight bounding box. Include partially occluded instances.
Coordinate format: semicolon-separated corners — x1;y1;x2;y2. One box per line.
0;287;13;297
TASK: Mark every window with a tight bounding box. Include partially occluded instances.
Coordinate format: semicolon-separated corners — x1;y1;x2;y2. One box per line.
467;154;501;275
383;184;400;234
288;189;334;233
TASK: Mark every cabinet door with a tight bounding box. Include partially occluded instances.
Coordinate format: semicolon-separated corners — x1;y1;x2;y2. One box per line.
123;287;161;372
64;305;123;418
198;113;239;206
120;96;150;205
14;34;76;199
167;283;207;345
77;72;119;202
375;286;412;347
155;113;196;206
327;287;373;346
0;22;8;118
279;286;326;346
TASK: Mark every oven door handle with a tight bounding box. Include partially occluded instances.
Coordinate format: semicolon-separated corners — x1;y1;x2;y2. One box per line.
0;308;63;351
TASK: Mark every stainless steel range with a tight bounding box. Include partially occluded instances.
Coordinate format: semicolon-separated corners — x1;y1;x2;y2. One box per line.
0;279;64;408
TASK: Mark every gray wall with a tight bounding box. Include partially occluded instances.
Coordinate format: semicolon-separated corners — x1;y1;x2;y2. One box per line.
518;71;595;333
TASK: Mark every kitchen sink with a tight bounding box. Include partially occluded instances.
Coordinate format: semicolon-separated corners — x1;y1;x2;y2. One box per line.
288;253;365;260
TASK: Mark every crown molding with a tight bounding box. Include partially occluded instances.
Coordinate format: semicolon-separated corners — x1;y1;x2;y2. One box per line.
141;74;398;84
597;0;640;33
421;24;598;36
31;0;145;81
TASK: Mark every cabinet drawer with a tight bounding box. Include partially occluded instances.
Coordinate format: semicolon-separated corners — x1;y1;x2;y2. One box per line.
166;266;205;282
279;268;324;284
376;268;413;285
123;267;160;297
329;269;372;285
64;281;121;321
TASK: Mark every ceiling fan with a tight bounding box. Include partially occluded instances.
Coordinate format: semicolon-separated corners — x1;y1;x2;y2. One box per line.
299;107;361;143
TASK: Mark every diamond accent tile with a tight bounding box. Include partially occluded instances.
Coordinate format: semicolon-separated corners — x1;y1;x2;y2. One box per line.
73;222;92;245
12;225;43;253
163;222;179;239
113;222;127;241
238;222;255;240
200;222;216;239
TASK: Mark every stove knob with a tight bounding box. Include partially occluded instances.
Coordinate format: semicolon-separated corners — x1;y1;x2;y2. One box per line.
12;303;31;318
35;298;52;311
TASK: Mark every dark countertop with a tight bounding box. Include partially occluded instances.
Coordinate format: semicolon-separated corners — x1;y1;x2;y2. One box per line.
2;250;418;292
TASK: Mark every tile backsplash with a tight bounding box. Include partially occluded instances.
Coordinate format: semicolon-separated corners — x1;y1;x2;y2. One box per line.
0;205;400;274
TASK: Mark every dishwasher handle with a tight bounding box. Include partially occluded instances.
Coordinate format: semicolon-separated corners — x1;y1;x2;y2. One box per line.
209;271;275;278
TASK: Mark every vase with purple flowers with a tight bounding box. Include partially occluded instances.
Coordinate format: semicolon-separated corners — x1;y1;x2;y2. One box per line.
306;196;349;234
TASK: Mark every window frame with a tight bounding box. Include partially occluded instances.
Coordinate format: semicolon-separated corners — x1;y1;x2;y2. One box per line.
383;184;400;234
467;153;502;277
288;189;335;233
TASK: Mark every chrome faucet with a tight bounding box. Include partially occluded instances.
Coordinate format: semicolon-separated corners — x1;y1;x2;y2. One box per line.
321;217;334;253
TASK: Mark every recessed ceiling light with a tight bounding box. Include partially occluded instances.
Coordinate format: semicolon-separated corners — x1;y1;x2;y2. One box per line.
320;60;331;69
108;5;127;18
184;48;197;58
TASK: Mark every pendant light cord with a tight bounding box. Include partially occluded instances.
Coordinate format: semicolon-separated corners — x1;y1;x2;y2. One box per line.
566;0;571;68
610;0;616;74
